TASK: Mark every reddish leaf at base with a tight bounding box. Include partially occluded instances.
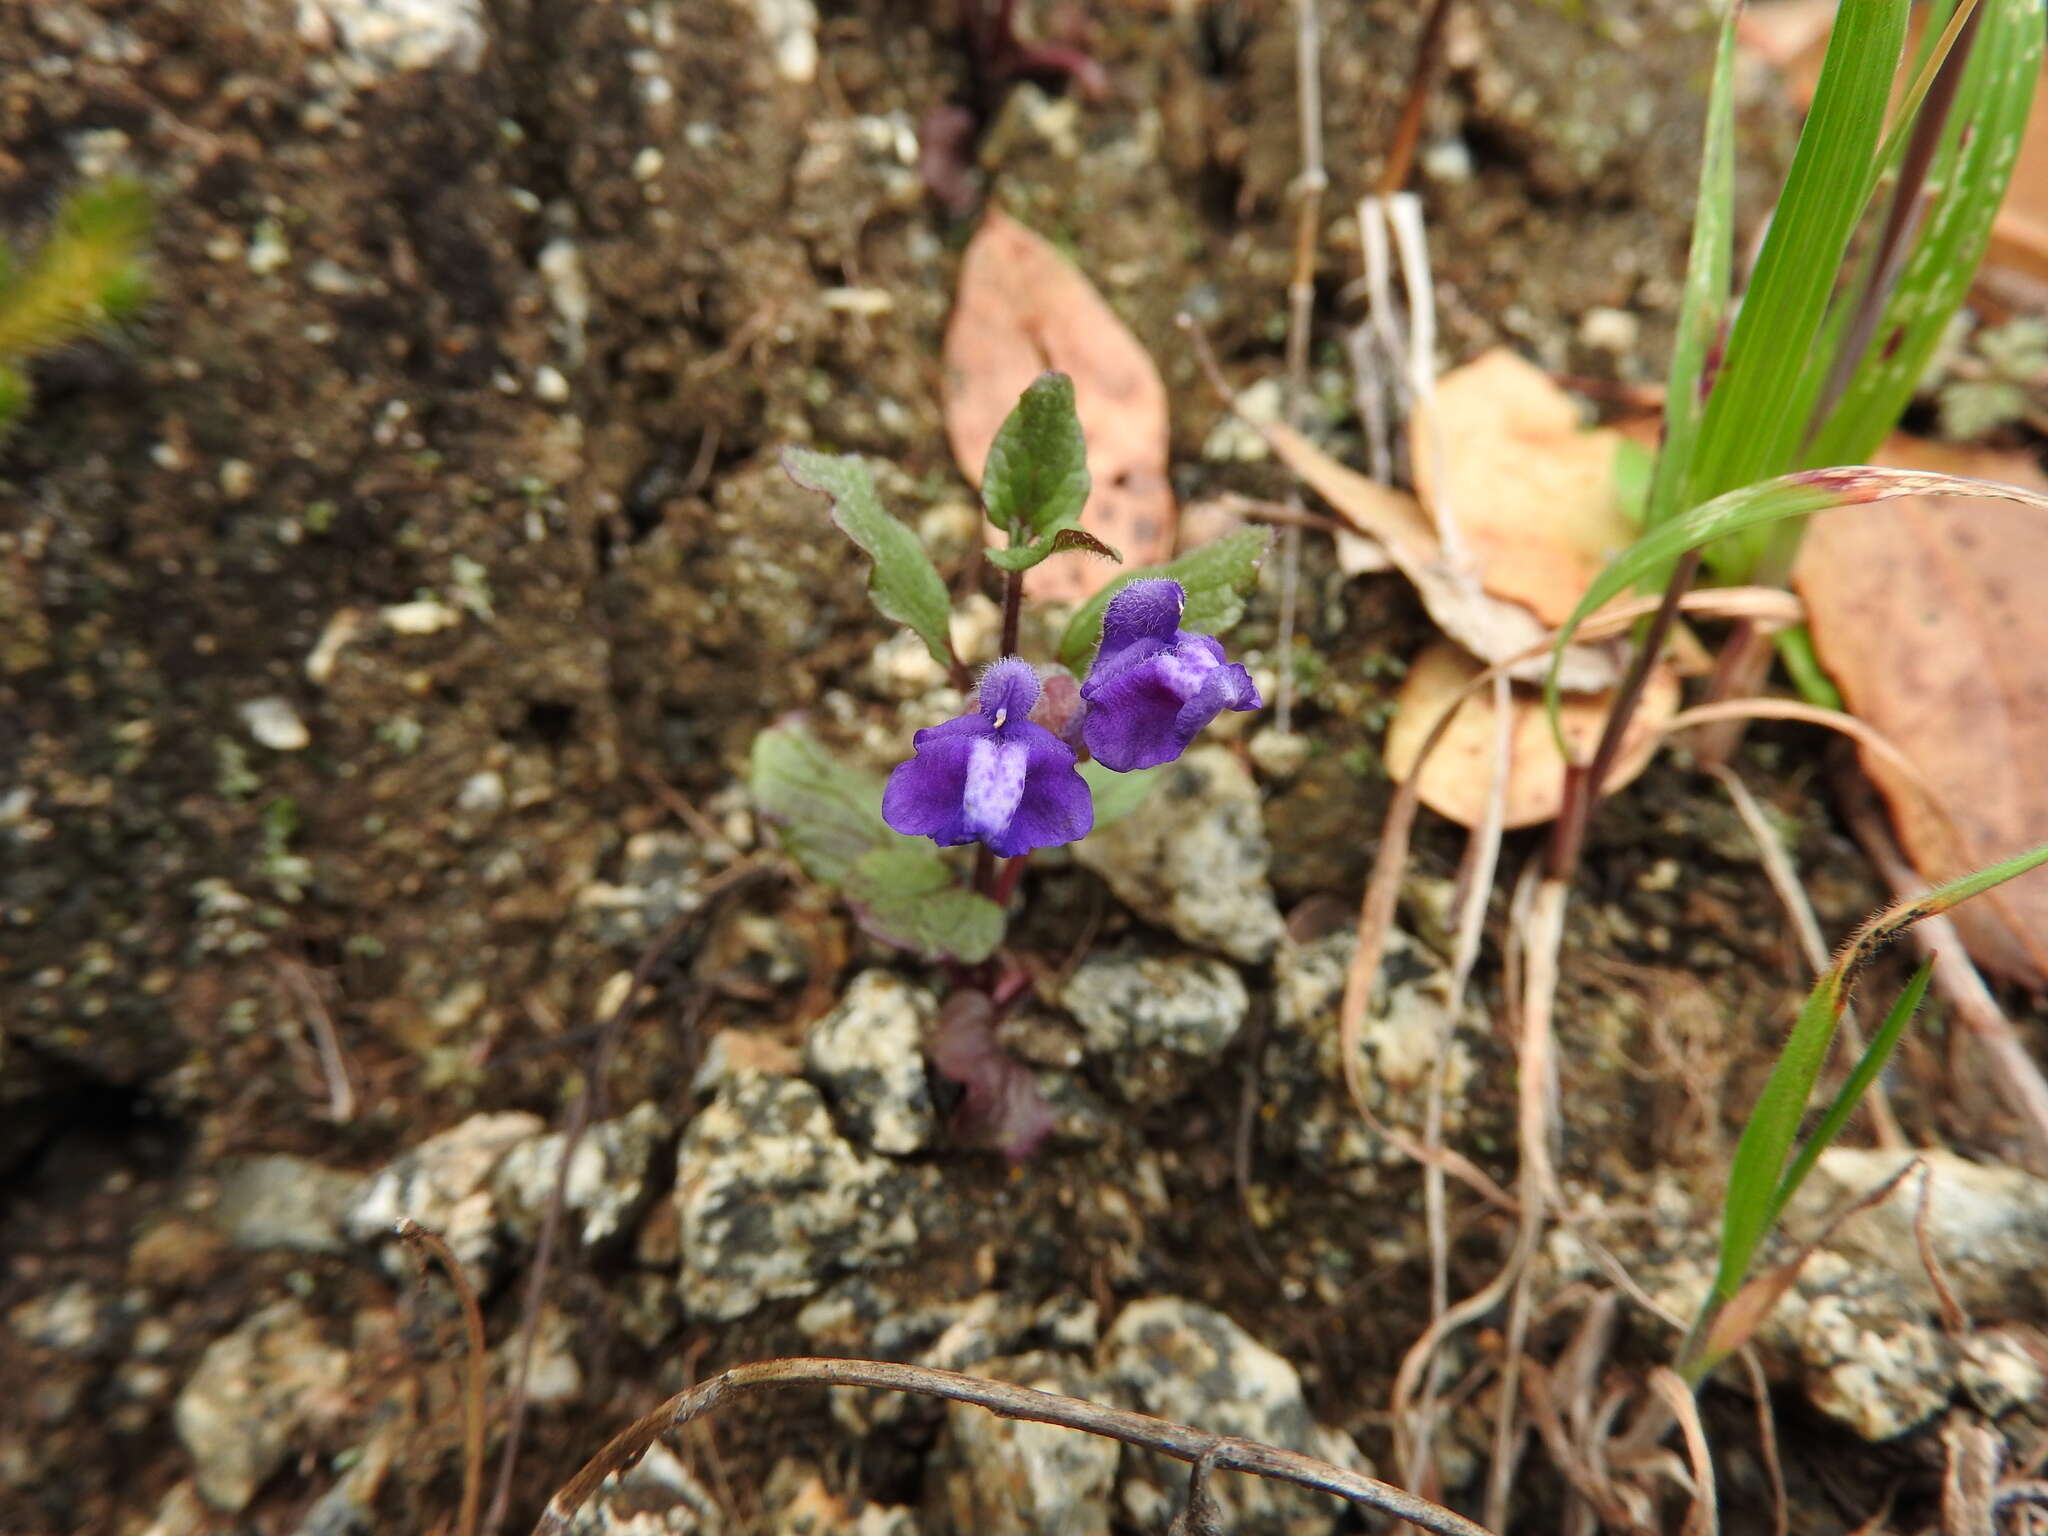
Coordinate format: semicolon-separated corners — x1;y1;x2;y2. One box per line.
942;208;1176;603
1795;437;2048;985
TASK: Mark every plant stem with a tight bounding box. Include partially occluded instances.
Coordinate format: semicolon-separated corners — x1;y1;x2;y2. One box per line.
1547;549;1701;881
999;564;1023;660
531;1357;1496;1536
992;853;1030;906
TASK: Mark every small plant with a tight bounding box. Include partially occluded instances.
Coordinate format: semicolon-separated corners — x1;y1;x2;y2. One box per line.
753;373;1269;1151
0;177;151;437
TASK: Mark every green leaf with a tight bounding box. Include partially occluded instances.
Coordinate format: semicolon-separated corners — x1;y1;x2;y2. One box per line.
988;526;1126;573
748;725;889;886
1697;838;2048;1368
784;448;955;668
844;846;1004;962
1640;0;1738;537
1544;464;2048;749
1760;957;1932;1242
985;543;1048;573
1684;0;1910;529
981;372;1092;540
1058;526;1274;670
1078;760;1161;828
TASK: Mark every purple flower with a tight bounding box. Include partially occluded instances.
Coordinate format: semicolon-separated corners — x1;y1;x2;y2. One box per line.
883;657;1094;856
1080;579;1262;771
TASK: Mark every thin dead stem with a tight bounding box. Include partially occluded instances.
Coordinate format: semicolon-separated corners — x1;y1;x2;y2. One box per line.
274;956;357;1122
1273;0;1327;735
531;1358;1496;1536
396;1217;488;1536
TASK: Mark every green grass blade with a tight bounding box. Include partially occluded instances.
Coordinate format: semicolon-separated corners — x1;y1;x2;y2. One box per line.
1641;1;1740;537
1713;976;1846;1305
1804;0;2043;469
1759;957;1933;1240
1544;463;2048;744
1685;0;1909;509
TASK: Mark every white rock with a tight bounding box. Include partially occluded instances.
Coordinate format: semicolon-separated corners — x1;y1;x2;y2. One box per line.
241;696;310;751
927;1354;1117;1536
1073;747;1284;962
803;971;938;1154
493;1101;671;1249
1061;953;1248;1104
752;0;817;82
345;1110;543;1280
306;0;487;76
173;1300;349;1511
675;1070;916;1321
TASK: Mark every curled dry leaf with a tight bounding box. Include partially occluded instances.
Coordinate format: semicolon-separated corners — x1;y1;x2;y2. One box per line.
1409;348;1637;628
1260;417;1626;692
1384;639;1679;830
1795;436;2048;985
942;208;1176;602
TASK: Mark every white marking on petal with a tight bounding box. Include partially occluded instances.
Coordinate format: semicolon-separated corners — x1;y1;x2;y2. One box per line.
962;736;1028;840
1153;645;1220;701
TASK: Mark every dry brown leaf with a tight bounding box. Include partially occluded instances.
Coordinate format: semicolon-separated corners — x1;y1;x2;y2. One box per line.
1383;639;1679;830
941;208;1176;602
1260;418;1626;692
1411;348;1636;627
1795;435;2048;985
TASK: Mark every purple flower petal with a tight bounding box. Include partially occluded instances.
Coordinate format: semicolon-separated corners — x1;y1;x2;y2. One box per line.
996;726;1094;854
1090;579;1185;683
883;728;982;844
960;736;1030;842
1170;660;1261;743
1081;664;1193;771
976;656;1041;724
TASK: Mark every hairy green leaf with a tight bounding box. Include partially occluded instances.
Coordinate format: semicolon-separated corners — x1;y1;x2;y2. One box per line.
748;725;889;886
1058;526;1274;670
784;448;955;668
981;372;1092;540
844;846;1004;962
1078;760;1161;828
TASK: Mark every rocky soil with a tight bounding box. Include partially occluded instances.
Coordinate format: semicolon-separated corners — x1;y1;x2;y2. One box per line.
5;1;2048;1534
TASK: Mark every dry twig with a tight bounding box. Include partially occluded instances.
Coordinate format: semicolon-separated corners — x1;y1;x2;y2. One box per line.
531;1357;1496;1536
395;1217;488;1536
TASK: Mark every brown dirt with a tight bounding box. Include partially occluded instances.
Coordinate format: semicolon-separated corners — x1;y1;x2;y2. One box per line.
3;2;2039;1534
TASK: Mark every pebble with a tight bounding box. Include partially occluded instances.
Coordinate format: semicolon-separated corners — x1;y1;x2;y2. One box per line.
567;1441;723;1535
492;1101;671;1250
345;1110;543;1281
803;970;938;1154
241;696;311;751
1100;1298;1368;1536
1060;952;1248;1104
926;1353;1118;1536
312;0;487;77
1072;747;1285;963
173;1300;350;1512
674;1070;917;1322
212;1154;364;1254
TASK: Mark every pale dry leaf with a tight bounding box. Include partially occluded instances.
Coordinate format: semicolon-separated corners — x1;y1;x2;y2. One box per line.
942;208;1176;602
1260;418;1626;691
1410;348;1637;627
1383;638;1679;830
1795;435;2048;985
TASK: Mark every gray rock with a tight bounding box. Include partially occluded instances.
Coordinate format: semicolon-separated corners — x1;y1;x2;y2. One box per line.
578;831;707;950
675;1070;918;1322
926;1353;1119;1536
214;1155;364;1254
567;1441;723;1535
1761;1248;1955;1441
1060;954;1249;1104
1787;1148;2048;1317
1073;748;1284;963
1099;1298;1369;1536
7;1280;116;1355
493;1101;671;1250
1262;928;1474;1195
310;0;487;78
803;970;938;1154
173;1300;350;1512
345;1110;543;1280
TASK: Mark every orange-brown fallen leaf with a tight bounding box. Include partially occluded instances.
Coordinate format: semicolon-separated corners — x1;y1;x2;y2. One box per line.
941;208;1176;603
1795;436;2048;985
1383;639;1679;831
1410;348;1637;628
